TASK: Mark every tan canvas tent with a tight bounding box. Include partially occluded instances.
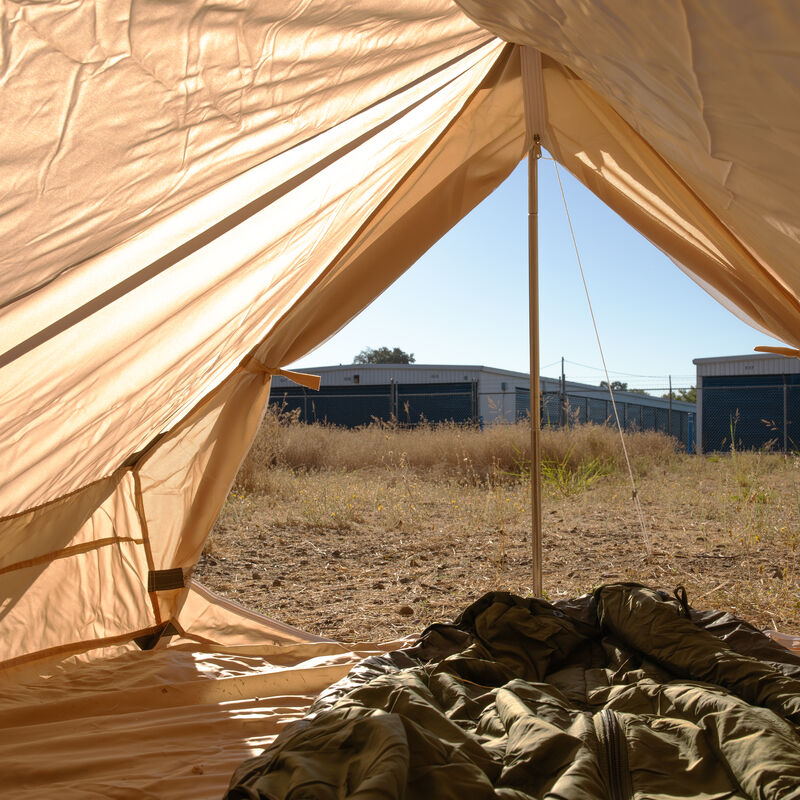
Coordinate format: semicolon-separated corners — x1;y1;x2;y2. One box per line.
2;1;800;795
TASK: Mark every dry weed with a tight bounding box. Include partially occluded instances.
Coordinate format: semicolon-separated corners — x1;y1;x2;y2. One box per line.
235;409;681;490
199;414;800;642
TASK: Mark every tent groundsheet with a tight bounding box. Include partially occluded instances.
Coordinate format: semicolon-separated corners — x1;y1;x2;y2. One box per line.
0;585;409;799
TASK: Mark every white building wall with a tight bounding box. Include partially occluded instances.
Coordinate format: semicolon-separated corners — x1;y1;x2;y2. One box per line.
476;368;528;424
275;364;693;425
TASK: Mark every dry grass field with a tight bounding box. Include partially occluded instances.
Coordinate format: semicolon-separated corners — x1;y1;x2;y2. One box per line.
195;410;800;642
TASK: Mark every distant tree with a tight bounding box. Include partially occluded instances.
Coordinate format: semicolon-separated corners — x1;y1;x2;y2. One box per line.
353;346;415;364
661;386;697;403
601;380;648;395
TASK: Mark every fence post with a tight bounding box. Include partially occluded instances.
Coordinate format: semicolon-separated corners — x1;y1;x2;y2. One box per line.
695;378;702;453
784;376;788;453
668;375;673;436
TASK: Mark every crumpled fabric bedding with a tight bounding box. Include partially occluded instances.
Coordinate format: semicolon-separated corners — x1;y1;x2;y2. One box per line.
225;583;800;799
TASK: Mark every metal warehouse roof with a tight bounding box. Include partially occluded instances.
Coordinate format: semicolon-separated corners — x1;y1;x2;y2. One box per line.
275;363;529;385
277;363;694;411
693;353;800;377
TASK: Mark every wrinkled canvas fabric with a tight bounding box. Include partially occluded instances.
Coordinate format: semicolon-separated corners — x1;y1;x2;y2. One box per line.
0;1;524;664
0;630;411;800
459;0;800;342
226;584;800;799
3;0;800;666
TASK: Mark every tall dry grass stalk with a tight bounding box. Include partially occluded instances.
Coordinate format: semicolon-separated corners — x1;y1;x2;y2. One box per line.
234;408;680;493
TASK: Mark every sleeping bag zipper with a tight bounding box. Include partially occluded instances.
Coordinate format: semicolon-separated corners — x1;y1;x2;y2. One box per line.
594;708;631;800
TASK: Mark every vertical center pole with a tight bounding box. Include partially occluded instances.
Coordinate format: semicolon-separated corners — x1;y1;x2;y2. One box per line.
528;138;543;597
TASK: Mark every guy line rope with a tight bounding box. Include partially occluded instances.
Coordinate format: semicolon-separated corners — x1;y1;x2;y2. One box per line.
550;158;652;559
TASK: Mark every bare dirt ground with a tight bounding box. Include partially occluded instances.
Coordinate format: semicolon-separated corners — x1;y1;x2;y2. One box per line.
195;450;800;642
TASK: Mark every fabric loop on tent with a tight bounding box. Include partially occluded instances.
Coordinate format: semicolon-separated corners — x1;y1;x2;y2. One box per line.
754;346;800;359
243;359;321;391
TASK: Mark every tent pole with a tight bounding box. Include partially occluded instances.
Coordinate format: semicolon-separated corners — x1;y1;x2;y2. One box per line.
528;138;543;597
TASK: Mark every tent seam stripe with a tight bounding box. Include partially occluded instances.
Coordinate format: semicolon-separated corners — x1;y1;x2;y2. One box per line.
258;41;517;365
125;43;512;468
1;40;512;514
132;469;162;626
0;625;163;671
0;536;144;576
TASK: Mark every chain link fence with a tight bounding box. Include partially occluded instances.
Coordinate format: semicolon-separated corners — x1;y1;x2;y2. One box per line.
271;381;696;449
700;377;800;452
517;390;693;449
270;382;478;427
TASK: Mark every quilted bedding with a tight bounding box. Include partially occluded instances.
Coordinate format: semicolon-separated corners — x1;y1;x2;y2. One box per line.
225;584;800;799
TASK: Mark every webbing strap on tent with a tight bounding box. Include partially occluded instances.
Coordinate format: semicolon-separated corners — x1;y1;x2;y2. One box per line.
244;359;321;390
520;46;547;150
754;346;800;359
148;568;186;592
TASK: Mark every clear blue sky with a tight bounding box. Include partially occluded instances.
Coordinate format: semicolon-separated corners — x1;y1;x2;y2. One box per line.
291;155;784;394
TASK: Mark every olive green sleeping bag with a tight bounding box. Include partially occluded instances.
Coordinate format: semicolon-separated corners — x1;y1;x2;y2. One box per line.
226;584;800;799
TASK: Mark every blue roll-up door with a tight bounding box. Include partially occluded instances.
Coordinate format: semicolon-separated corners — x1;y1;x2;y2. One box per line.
396;382;473;424
702;375;784;451
269;384;392;427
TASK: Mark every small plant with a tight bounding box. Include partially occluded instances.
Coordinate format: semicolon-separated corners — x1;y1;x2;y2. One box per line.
507;441;611;496
541;449;610;497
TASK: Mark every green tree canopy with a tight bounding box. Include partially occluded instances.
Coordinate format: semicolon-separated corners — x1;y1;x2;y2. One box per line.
600;380;648;395
353;346;415;364
661;386;697;403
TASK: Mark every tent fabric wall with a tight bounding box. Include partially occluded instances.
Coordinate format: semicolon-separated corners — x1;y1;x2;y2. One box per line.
0;2;525;664
0;2;506;519
2;0;800;676
534;54;800;344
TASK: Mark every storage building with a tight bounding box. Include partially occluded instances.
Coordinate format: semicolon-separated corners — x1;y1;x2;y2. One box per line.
271;364;694;448
694;353;800;452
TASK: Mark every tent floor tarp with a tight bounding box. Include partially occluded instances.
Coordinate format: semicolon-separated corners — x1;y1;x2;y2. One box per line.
0;586;407;800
